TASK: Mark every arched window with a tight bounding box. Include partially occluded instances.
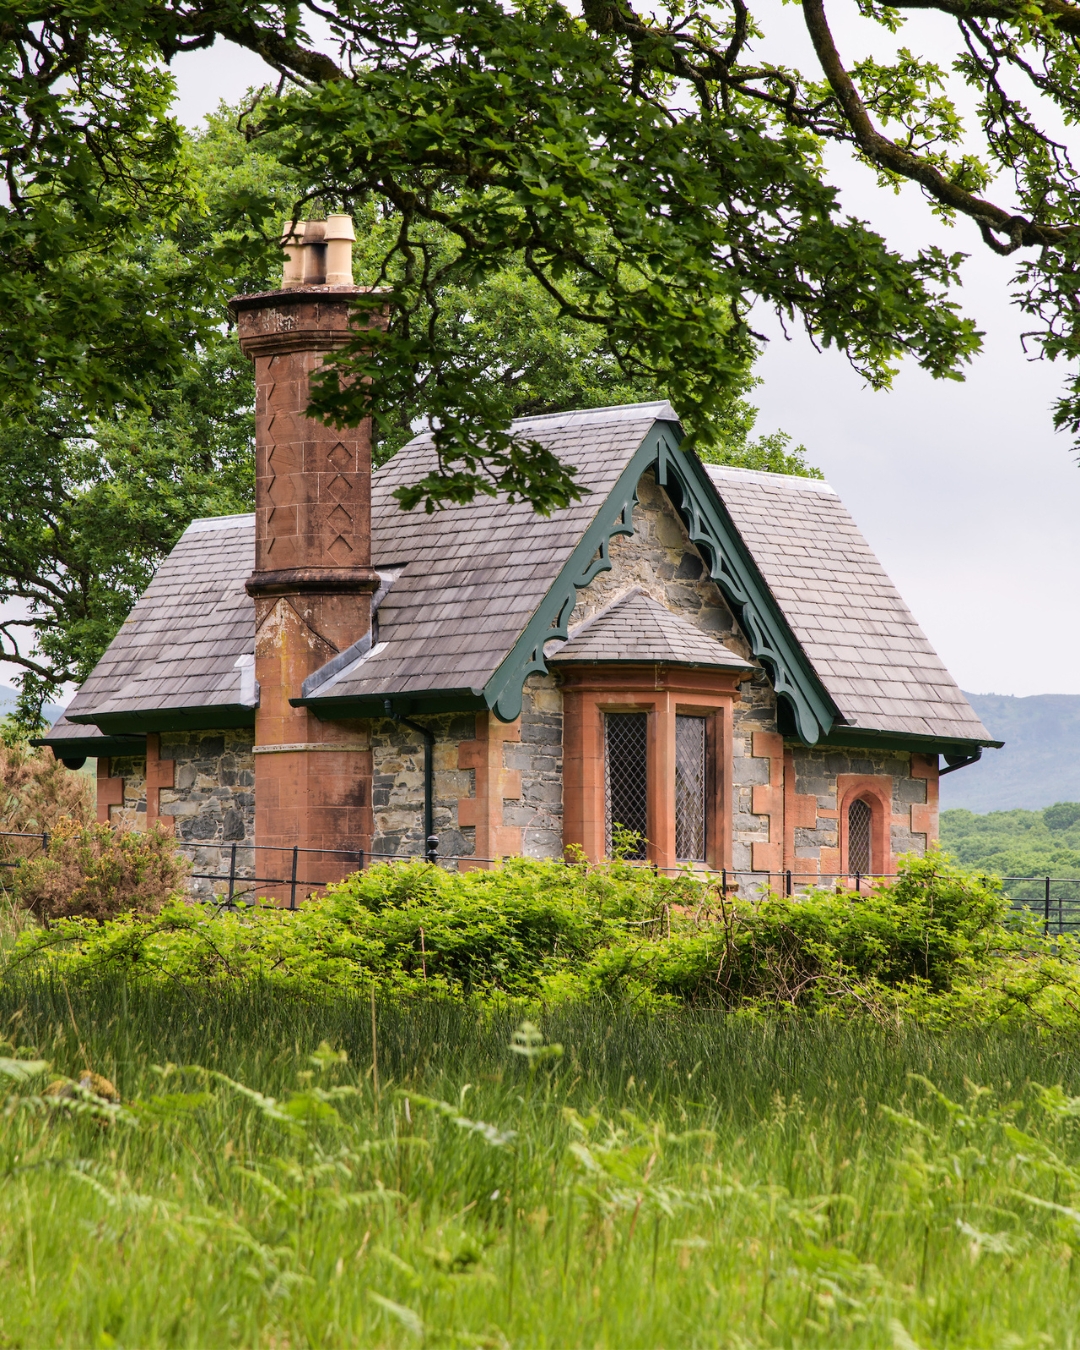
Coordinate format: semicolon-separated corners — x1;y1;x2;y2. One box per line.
847;798;873;875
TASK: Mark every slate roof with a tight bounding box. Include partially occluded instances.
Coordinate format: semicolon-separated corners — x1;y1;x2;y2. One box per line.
706;465;994;743
61;513;256;729
50;399;992;751
549;588;755;671
318;403;674;702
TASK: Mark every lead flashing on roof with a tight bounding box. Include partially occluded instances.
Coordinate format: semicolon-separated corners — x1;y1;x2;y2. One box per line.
300;565;406;699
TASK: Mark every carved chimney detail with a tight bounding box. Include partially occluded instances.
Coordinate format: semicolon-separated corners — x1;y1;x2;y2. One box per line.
229;217;375;897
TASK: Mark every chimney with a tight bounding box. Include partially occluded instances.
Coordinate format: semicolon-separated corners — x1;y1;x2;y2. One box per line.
230;216;376;897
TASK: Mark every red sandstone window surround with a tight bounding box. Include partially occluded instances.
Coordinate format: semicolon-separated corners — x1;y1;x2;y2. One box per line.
560;663;744;870
836;775;893;878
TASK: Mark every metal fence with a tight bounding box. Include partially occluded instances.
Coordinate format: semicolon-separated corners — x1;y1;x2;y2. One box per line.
4;827;1080;932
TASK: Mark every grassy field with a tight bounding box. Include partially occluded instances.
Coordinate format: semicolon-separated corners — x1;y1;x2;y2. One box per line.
1;979;1080;1347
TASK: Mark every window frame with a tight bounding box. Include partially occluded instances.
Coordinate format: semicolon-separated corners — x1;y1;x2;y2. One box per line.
559;664;743;870
836;775;893;879
604;710;650;858
675;711;709;863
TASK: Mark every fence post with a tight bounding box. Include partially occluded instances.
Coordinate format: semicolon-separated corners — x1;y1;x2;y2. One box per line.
1045;876;1051;934
41;831;49;856
426;834;439;865
855;871;862;894
227;843;237;905
785;869;792;897
721;868;727;897
290;845;299;910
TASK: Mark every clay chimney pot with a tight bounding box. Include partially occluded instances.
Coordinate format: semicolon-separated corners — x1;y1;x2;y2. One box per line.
324;214;357;286
281;221;306;288
300;219;327;285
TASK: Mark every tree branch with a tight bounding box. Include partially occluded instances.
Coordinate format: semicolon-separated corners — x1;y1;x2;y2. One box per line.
802;0;1076;253
888;0;1080;39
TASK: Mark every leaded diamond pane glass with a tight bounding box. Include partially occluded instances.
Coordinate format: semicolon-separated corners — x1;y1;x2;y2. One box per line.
848;798;872;875
675;715;707;862
605;712;648;859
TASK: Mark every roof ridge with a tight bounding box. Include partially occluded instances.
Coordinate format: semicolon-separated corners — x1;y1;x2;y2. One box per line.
705;464;837;495
184;512;257;533
509;400;678;429
564;586;649;641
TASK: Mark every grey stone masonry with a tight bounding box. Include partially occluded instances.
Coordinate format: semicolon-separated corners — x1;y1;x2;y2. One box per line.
368;677;564;863
510;674;564;859
105;754;147;833
731;673;779;873
160;730;256;899
370;712;477;860
97;731;257;898
791;745;930;862
568;470;756;659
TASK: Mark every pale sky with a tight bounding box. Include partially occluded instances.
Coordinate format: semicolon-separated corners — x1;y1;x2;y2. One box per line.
9;12;1080;704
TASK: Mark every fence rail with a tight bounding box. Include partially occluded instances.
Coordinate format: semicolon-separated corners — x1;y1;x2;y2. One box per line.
3;829;1080;932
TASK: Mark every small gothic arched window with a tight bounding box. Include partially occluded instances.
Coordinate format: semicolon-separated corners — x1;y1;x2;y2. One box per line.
848;798;873;875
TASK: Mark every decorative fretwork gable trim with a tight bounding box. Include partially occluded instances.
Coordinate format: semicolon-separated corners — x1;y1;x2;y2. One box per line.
484;420;839;744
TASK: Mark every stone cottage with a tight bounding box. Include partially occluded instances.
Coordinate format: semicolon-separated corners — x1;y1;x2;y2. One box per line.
40;216;999;898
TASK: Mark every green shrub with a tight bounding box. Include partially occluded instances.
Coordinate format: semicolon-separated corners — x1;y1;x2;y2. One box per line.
12;849;1066;1026
12;820;189;923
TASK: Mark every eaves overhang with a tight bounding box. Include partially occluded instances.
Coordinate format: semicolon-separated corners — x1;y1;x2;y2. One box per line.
65;705;257;735
30;732;146;760
815;724;1004;755
299;688;488;719
481;420;840;743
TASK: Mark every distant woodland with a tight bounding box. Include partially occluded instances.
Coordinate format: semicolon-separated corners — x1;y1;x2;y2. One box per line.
940;802;1080;881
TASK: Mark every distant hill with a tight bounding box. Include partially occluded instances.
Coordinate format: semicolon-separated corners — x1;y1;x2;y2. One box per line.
0;684;65;729
939;692;1080;813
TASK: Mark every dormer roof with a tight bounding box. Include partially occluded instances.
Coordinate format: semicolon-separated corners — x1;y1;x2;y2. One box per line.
548;588;755;672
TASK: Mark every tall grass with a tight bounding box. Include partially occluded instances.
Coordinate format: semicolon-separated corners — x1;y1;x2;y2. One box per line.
3;978;1080;1347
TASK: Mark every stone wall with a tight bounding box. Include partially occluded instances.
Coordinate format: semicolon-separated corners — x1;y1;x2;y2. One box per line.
103;754;147;832
160;730;256;898
731;674;780;873
367;675;565;863
568;470;754;660
370;712;477;859
508;675;563;859
791;745;933;866
96;732;257;899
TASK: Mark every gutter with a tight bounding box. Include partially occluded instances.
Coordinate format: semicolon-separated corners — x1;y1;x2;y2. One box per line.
939;749;984;777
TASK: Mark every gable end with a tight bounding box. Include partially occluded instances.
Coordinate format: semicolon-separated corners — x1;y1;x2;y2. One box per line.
485;421;838;743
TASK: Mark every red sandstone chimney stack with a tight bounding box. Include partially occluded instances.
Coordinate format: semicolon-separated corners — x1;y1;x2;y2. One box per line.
231;217;375;895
